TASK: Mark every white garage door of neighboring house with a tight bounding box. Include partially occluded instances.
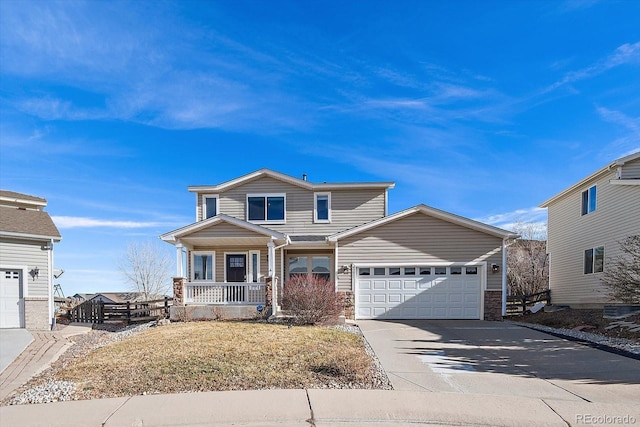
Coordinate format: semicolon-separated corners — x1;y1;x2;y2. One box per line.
356;265;483;320
0;269;23;328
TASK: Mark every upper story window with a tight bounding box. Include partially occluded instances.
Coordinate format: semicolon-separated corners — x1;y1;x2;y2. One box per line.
247;194;285;223
314;192;331;223
202;194;218;220
581;185;597;215
584;246;604;274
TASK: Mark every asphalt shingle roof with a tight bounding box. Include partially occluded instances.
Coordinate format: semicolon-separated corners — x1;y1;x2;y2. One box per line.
0;205;61;239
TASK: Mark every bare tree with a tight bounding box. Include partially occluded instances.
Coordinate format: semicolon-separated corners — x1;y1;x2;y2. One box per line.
601;235;640;304
507;222;549;296
118;240;173;299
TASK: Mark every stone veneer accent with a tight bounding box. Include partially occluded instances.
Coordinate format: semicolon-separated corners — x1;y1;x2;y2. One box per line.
484;290;503;321
338;291;355;320
173;277;185;307
24;297;49;330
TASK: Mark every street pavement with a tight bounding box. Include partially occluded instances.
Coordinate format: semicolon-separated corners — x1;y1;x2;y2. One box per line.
0;320;639;426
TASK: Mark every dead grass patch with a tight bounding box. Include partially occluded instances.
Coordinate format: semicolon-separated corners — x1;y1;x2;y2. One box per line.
53;322;380;399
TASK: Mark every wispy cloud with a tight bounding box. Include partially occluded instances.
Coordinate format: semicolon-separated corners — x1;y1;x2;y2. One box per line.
544;41;640;93
52;216;164;229
476;207;547;234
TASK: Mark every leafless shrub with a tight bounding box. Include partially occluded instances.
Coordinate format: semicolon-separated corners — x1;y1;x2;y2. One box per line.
602;235;640;304
282;274;340;325
507;222;549;296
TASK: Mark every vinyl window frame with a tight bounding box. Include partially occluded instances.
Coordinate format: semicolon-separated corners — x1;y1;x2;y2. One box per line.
201;194;219;220
191;251;215;282
584;246;604;274
314;192;331;223
581;185;597;216
246;193;286;224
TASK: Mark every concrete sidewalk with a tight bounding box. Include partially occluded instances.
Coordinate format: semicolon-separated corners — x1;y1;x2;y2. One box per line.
0;323;92;401
1;388;639;426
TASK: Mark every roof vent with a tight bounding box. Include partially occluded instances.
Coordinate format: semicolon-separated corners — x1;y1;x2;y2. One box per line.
302;174;307;181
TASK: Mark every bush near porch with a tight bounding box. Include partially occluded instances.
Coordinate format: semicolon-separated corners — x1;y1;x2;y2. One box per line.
282;274;341;325
35;322;385;400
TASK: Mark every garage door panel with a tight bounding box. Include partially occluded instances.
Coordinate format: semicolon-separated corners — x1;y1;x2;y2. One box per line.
356;266;482;320
1;269;23;328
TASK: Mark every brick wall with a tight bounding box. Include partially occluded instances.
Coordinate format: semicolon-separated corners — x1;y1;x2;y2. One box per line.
484;290;503;321
24;297;49;330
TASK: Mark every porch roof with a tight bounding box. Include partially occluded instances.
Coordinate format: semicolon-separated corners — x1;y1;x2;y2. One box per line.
160;214;287;247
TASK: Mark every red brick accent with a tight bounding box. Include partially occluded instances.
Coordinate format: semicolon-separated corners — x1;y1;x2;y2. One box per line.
173;277;185;307
484;290;503;320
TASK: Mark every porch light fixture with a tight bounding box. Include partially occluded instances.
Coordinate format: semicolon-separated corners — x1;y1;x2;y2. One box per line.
491;263;500;273
29;267;39;280
338;265;351;274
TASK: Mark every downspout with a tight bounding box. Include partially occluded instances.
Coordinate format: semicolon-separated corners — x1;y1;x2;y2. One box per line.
270;236;290;315
501;238;507;317
48;239;54;330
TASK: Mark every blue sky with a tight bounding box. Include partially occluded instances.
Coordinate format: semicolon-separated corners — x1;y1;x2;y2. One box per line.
1;0;639;296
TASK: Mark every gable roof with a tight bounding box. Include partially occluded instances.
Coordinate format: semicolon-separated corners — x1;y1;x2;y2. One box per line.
540;151;640;207
160;214;287;243
0;190;47;208
187;168;395;193
0;205;61;241
328;204;519;241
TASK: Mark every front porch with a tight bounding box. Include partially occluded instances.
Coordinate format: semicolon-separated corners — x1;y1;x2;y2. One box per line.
184;282;266;305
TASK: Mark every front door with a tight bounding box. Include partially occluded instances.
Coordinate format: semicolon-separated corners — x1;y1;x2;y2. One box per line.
226;254;247;282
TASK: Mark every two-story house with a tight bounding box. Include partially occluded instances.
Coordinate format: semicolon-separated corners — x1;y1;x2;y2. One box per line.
539;151;640;307
161;169;518;321
0;190;61;329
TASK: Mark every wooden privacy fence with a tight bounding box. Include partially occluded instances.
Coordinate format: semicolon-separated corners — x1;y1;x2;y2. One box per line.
70;297;173;324
505;290;551;316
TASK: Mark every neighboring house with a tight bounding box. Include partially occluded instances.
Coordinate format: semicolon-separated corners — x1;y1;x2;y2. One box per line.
539;151;640;307
0;190;62;329
161;169;518;321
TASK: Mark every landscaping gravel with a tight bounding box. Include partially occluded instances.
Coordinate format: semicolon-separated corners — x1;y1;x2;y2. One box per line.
510;321;640;356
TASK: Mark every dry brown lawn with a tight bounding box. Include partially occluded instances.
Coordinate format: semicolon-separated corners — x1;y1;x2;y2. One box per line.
54;322;382;399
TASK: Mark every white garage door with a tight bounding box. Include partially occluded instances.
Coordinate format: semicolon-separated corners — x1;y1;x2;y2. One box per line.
0;269;23;328
356;266;482;320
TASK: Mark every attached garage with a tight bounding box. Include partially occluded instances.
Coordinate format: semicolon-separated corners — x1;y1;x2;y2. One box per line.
0;268;23;328
356;265;483;319
330;204;519;321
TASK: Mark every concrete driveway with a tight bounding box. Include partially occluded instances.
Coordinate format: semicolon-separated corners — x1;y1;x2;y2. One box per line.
0;329;33;374
358;319;640;405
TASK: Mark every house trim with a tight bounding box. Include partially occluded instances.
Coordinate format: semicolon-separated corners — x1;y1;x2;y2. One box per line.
540;151;640;207
328;204;519;241
187;168;395;193
160;214;287;243
609;179;640;186
190;250;215;282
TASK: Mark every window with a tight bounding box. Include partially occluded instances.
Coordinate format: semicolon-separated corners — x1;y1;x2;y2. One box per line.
581;185;597;215
249;251;260;282
373;268;386;276
314;193;331;223
584;246;604;274
465;267;478;275
404;267;416;275
202;195;218;220
451;267;462;275
247;194;285;222
288;256;331;280
434;267;447;275
192;252;214;281
419;267;431;275
389;267;401;275
359;268;371;276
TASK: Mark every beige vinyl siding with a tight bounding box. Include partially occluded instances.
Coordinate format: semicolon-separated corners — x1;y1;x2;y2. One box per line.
546;170;640;305
0;238;50;297
620;158;640;179
189;222;262;239
198;176;386;234
336;213;504;292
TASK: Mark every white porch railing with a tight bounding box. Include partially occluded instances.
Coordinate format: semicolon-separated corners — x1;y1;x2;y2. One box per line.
184;282;266;305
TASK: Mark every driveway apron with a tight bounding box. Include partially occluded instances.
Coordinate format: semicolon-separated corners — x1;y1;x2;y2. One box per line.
358;319;640;405
0;329;33;374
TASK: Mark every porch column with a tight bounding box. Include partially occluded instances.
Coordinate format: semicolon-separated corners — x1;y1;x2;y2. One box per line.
267;240;276;313
175;241;184;277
